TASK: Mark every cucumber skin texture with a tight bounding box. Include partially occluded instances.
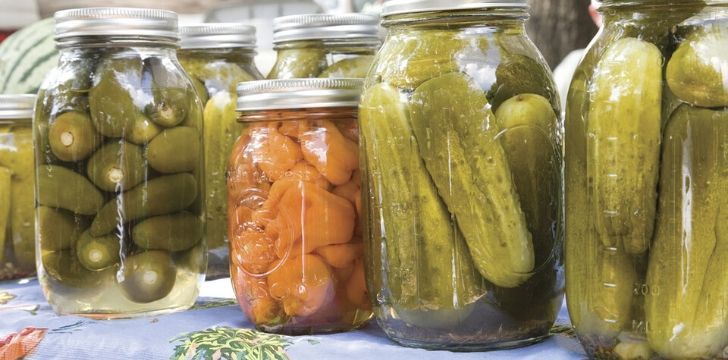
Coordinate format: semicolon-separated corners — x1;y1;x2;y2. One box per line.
37;206;85;252
267;49;327;79
37;165;104;215
587;37;663;255
359;83;484;312
132;212;203;252
645;106;728;359
409;72;534;289
146;126;201;174
86;141;145;192
90;173;198;236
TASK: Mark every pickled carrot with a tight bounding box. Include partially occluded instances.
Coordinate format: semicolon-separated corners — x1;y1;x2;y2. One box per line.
279;120;310;139
267;254;334;317
251;125;303;181
300;121;359;185
332;180;360;209
280;161;330;190
316;243;363;269
231;229;277;275
233;267;282;325
346;259;371;310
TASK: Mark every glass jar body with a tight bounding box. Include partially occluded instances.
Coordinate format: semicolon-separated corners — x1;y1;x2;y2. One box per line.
359;11;563;351
34;44;206;318
0;119;34;280
267;40;378;79
179;48;263;280
565;3;728;359
228;107;372;334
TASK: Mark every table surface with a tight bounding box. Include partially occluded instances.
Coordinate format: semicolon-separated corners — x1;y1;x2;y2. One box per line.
0;278;586;359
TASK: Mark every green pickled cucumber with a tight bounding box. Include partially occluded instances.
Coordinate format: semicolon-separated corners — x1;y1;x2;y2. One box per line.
645;105;728;359
359;83;485;314
42;250;107;289
143;57;190;127
89;56;148;138
587;37;662;255
37;165;104;215
318;56;374;78
189;77;209;105
76;231;120;271
132;212;203;252
410;72;534;288
48;111;100;162
120;250;176;303
38;206;85;252
177;243;207;274
146;126;201;174
179;56;255;95
90;173;198;236
667;26;728;107
87;141;145;192
128;115;162;145
488;54;558;111
267;48;327;79
0;167;10;263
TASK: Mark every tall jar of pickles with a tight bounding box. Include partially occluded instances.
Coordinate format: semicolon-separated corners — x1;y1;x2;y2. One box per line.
35;8;206;318
565;1;728;358
360;0;563;351
229;79;371;334
0;95;35;280
267;14;380;79
179;24;263;280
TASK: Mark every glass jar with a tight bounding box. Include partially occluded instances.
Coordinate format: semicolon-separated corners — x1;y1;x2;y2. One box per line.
179;23;264;280
267;14;381;79
229;78;371;334
34;8;206;318
360;0;563;351
0;95;36;280
565;1;728;358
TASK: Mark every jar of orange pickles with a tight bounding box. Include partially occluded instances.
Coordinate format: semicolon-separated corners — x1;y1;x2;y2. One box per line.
228;78;370;334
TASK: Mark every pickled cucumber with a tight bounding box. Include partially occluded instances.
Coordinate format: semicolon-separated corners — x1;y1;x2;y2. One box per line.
143;57;190;127
146;126;201;174
180;57;255;94
38;206;85;252
89;56;148;138
76;231;121;271
120;250;176;303
645;105;728;359
86;141;145;192
267;48;327;79
42;250;107;289
128;115;162;145
587;37;662;255
132;212;203;252
359;83;484;314
37;165;104;215
48;111;100;162
0;167;10;263
90;173;198;236
318;56;374;78
666;26;728;107
488;54;558;111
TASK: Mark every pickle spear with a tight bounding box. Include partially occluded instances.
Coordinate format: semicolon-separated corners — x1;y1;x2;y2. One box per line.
645;105;728;359
410;72;534;288
587;37;662;255
0;167;10;263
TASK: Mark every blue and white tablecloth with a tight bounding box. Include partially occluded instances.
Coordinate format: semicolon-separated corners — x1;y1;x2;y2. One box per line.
0;278;586;359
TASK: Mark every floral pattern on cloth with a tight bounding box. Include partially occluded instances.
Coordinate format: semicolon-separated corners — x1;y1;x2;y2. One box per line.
0;327;46;360
171;327;292;360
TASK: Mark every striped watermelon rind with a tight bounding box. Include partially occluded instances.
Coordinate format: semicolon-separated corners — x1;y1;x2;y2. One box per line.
0;18;58;95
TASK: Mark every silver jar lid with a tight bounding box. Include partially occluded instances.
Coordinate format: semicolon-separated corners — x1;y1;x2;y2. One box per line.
54;7;178;42
237;78;363;112
382;0;528;16
180;23;257;50
272;14;380;44
0;94;35;121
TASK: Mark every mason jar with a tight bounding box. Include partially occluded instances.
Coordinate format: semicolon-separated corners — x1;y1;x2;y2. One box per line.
34;8;206;318
179;23;263;280
359;0;563;351
229;78;371;334
565;1;728;358
0;95;35;280
267;14;380;79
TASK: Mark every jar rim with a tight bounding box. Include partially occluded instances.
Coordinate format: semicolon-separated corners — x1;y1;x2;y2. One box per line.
54;7;178;45
272;14;380;44
180;23;256;50
381;0;528;17
236;78;363;113
0;94;35;121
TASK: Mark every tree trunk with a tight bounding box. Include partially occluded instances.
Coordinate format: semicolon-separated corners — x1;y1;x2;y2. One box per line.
526;0;598;68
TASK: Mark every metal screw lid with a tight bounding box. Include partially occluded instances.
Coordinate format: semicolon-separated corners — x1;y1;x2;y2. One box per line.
180;23;257;50
0;95;36;121
54;7;178;42
272;14;380;44
381;0;528;16
237;78;363;113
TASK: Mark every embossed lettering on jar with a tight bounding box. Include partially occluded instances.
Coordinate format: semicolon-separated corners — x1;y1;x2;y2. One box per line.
359;0;564;351
564;1;728;358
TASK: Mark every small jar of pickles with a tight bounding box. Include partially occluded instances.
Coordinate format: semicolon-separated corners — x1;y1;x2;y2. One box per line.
0;95;36;280
179;23;264;280
229;78;371;334
267;14;380;79
35;8;205;318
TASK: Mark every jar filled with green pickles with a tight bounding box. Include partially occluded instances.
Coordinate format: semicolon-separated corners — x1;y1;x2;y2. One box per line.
0;95;36;280
179;23;263;280
35;8;206;318
267;14;380;79
565;1;728;358
360;0;563;351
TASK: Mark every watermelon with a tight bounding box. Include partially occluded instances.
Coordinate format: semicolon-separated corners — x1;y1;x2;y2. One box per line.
0;18;58;94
